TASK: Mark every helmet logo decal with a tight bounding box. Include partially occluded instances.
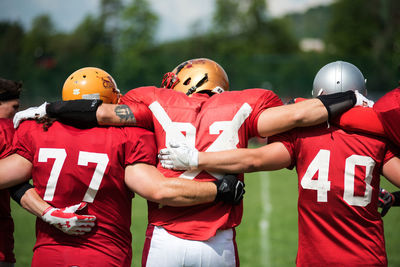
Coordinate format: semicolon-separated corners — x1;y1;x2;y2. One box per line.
176;61;189;74
73;88;80;95
102;76;116;89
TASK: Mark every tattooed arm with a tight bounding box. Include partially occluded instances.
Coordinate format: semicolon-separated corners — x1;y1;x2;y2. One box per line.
96;104;137;126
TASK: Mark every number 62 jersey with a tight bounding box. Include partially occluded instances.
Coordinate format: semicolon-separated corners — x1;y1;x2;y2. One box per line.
120;86;283;241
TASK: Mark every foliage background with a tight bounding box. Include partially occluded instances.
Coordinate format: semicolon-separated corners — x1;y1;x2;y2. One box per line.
1;0;400;105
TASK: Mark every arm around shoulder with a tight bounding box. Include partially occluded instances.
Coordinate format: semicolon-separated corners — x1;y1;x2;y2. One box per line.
124;163;216;206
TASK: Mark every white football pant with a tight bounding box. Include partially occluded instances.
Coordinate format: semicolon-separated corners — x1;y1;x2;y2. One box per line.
144;226;238;267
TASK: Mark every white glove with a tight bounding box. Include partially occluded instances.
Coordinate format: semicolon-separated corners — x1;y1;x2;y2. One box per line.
41;202;96;235
354;90;374;107
13;102;48;128
158;141;199;170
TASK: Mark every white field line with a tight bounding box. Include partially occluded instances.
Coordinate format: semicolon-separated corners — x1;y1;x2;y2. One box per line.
259;172;271;266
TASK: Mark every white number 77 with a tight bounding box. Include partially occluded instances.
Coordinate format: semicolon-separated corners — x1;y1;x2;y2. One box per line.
39;148;109;203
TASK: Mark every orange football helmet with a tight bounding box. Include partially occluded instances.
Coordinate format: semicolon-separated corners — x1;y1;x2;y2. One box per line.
161;58;229;96
62;67;120;104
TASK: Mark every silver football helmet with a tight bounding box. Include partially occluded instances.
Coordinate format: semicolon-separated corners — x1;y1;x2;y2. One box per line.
312;61;367;97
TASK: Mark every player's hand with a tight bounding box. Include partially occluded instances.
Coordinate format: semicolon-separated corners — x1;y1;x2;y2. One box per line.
158;141;199;170
13;102;48;128
41;202;96;235
214;174;245;205
354;90;374;107
378;188;394;217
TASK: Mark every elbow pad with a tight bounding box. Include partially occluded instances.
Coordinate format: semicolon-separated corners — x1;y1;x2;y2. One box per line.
317;91;356;120
47;99;102;128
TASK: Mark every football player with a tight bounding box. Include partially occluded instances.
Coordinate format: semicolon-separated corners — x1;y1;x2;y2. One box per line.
159;61;400;266
319;72;400;218
0;77;22;267
12;58;368;267
0;78;89;267
0;67;243;267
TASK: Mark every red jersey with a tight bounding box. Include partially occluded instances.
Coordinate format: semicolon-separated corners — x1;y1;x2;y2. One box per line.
13;120;156;266
374;88;400;147
278;125;394;266
120;86;282;240
0;119;15;263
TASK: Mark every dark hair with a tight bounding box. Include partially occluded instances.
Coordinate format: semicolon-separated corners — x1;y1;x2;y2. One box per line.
0;78;22;101
35;116;57;131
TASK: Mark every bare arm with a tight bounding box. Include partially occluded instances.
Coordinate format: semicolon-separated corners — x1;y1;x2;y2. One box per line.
0;154;32;189
124;163;217;206
96;104;137;126
20;188;51;217
382;156;400;188
198;142;292;173
257;99;328;137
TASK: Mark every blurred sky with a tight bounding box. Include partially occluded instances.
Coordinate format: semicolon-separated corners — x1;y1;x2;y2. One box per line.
0;0;332;41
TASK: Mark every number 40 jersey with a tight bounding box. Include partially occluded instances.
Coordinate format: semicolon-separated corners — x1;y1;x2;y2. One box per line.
277;125;396;266
120;86;283;241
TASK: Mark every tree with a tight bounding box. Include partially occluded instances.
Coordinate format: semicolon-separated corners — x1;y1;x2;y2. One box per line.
326;0;400;94
0;22;24;79
115;0;159;90
212;0;242;35
18;15;60;102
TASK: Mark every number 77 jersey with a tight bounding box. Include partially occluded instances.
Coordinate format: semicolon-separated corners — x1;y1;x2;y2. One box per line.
12;120;157;266
277;125;396;266
120;86;283;241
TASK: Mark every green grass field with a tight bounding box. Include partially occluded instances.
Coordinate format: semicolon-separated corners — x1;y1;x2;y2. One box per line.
11;169;400;266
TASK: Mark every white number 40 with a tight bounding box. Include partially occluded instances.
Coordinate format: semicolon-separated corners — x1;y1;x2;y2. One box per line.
38;148;109;203
300;149;374;207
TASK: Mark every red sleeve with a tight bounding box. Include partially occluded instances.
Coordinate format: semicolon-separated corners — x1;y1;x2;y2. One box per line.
373;88;400;147
120;87;156;131
332;107;385;137
123;127;157;166
12;121;34;162
0;119;15;159
383;142;398;164
268;130;297;170
248;89;283;137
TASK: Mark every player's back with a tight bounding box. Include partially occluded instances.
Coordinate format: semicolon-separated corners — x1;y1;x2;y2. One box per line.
280;125;391;266
13;119;156;266
122;86;282;240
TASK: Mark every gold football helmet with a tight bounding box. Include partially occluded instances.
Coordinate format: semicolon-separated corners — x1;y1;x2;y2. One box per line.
62;67;120;104
161;58;229;96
